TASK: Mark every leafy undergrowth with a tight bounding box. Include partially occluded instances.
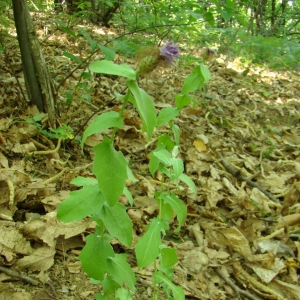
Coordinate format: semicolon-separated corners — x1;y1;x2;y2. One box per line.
0;13;300;300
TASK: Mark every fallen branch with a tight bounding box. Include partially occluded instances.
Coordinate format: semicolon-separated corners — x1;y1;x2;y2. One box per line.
0;265;39;286
216;151;280;204
216;267;263;300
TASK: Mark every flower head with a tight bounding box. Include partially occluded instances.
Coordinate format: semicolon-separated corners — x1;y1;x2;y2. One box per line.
135;41;179;76
159;41;180;64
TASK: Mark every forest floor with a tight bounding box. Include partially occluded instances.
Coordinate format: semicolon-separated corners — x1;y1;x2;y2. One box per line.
0;12;300;300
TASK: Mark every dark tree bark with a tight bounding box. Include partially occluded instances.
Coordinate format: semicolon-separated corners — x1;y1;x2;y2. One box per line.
12;0;56;128
12;0;44;112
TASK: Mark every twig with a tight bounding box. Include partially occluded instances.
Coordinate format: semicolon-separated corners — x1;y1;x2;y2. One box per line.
29;138;61;156
69;86;128;145
216;151;280;204
216;267;263;300
232;263;285;300
0;265;39;286
43;167;68;185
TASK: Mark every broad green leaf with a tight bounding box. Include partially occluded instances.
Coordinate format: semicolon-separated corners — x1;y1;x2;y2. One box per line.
188;10;203;20
171;157;184;179
159;193;186;232
181;65;204;94
82;72;91;79
152;148;172;166
178;173;197;194
99;202;133;247
200;63;211;83
160;201;174;221
154;273;185;300
102;275;120;296
80;29;97;51
57;185;104;222
116;287;133;299
204;12;215;27
149;154;160;176
81;111;123;146
107;254;136;291
98;44;116;61
89;60;136;80
136;218;168;268
79;232;114;280
93;138;128;206
70;176;98;186
221;9;233;22
157;107;180;127
127;80;157;139
63;51;82;64
157;134;176;151
160;247;178;269
175;94;192;109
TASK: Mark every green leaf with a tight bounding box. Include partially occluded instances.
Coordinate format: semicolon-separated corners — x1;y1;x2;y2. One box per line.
79;232;114;280
200;63;211;82
172;146;179;158
157;107;180;127
81;111;123;146
61;26;77;39
171;157;184;179
116;287;133;300
57;185;105;222
93;138;128;206
80;29;97;51
157;134;176;151
160;247;178;269
123;187;133;206
126;166;138;183
188;10;203;20
26;113;47;124
204;12;215;27
127;80;157;139
82;72;91;79
221;9;232;22
181;66;204;94
99;202;133;247
149;154;160;176
175;93;191;109
154;273;185;300
178;173;197;194
63;51;82;64
102;275;120;296
152;148;172;166
172;124;180;145
136;218;168;268
89;60;136;80
159;193;187;232
98;44;116;61
107;254;136;291
70;176;98;186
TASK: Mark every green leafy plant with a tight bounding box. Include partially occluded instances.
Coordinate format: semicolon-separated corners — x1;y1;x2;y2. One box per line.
26;114;74;140
57;41;209;299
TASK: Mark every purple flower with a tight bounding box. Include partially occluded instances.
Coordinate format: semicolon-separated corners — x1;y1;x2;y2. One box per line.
160;41;180;64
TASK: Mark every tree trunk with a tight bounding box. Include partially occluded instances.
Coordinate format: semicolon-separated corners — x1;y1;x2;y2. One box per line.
12;0;43;112
12;0;56;128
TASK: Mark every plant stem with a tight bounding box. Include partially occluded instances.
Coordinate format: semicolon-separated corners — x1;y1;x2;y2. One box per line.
110;89;130;143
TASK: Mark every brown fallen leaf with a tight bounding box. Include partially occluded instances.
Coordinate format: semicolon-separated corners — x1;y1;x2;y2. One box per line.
15;245;56;271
